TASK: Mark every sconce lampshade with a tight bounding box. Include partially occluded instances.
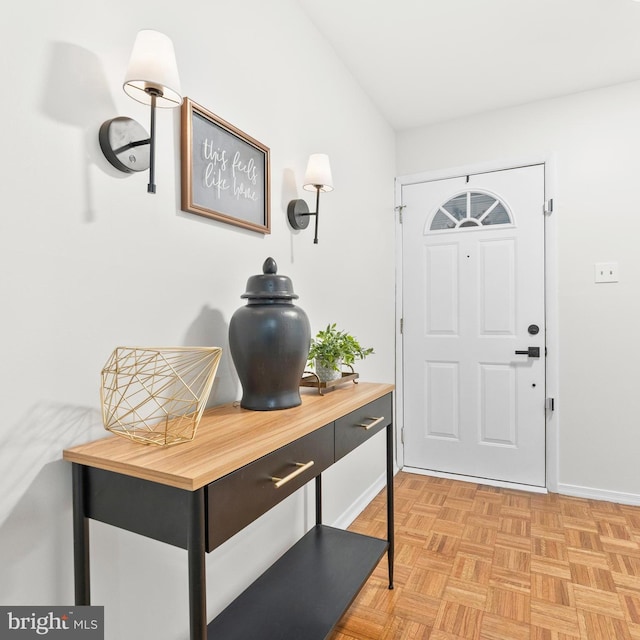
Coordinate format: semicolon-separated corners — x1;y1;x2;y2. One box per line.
123;30;183;108
303;153;333;192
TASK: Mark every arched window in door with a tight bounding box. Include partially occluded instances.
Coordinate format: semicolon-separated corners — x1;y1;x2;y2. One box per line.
429;191;512;231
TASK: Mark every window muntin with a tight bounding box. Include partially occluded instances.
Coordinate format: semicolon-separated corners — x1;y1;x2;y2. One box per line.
429;191;512;232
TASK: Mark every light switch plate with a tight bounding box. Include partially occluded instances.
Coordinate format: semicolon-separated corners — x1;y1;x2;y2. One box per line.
595;262;619;283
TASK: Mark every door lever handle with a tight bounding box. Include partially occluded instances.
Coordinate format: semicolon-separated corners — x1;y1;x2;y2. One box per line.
515;347;540;358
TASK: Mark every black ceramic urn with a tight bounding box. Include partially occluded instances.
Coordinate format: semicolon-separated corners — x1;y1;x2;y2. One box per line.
229;257;311;410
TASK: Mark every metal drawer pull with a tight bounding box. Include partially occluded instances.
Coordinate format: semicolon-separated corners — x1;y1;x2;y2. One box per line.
271;461;315;488
356;416;385;430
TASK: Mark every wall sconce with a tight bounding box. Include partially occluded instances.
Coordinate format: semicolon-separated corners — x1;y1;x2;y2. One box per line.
99;30;182;194
287;154;333;244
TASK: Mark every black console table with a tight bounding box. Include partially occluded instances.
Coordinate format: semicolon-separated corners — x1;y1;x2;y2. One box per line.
64;382;395;640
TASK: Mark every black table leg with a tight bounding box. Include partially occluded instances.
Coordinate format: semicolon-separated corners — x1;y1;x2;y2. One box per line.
188;488;207;640
315;474;322;526
72;463;90;604
386;423;395;590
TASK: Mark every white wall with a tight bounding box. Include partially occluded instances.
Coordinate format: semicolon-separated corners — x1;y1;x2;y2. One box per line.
0;2;395;638
396;80;640;502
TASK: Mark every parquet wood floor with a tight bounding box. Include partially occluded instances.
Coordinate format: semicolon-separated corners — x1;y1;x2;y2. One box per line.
330;471;640;640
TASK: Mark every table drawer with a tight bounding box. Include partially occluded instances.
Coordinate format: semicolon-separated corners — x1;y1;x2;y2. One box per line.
206;422;334;551
335;393;392;461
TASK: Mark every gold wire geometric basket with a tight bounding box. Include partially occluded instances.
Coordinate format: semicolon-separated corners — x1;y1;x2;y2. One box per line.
100;346;223;446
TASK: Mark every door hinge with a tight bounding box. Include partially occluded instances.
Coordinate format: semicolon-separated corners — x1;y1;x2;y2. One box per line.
400;427;405;444
395;205;406;223
400;318;404;334
545;397;555;412
543;199;554;215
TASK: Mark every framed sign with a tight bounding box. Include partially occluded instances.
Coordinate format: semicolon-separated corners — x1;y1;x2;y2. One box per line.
181;98;270;234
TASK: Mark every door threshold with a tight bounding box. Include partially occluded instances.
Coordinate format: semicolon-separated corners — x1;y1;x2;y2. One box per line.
402;466;548;494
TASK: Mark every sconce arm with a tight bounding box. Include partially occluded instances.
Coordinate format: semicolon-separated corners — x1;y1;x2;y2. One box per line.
147;93;157;194
312;186;320;244
112;137;152;155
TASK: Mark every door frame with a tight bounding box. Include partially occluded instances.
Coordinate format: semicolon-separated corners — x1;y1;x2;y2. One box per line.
395;155;559;492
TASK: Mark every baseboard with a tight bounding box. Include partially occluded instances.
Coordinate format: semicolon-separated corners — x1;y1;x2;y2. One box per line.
557;483;640;507
402;466;548;494
331;470;389;530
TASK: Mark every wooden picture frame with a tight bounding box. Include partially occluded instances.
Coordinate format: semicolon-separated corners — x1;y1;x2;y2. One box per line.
181;98;270;234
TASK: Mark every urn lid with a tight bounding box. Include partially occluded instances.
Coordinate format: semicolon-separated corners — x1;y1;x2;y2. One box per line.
241;257;299;301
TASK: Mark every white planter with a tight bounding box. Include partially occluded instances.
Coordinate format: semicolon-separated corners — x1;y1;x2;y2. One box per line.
315;359;342;382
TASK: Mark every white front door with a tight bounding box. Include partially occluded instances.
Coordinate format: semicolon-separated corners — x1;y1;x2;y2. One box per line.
401;164;546;487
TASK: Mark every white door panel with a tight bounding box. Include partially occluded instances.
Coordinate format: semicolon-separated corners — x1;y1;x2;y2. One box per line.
480;239;515;335
425;244;458;334
402;165;545;487
425;361;459;439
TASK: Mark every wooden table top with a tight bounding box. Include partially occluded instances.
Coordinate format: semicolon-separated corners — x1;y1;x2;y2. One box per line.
63;382;394;491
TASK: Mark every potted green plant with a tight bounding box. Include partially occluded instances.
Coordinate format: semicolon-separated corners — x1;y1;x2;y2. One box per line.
308;323;374;382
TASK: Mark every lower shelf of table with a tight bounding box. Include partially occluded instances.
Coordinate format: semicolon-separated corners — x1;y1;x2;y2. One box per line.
207;524;389;640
